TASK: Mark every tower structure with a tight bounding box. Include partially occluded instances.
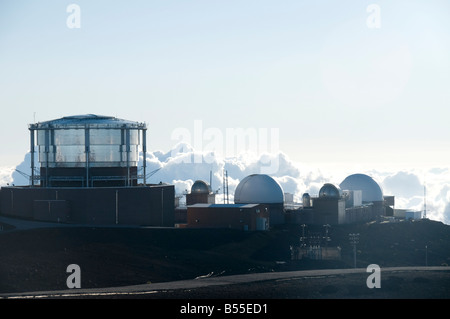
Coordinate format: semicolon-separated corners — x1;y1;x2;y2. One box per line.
29;114;147;187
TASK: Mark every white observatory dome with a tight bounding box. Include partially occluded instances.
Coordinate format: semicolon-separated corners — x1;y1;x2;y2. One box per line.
234;174;284;204
339;173;383;202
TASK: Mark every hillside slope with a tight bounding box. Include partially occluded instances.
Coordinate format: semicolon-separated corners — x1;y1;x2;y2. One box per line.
0;219;449;294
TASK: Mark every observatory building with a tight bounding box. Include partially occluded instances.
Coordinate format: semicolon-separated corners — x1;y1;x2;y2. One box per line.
0;114;174;226
234;174;285;225
186;180;216;205
312;183;346;224
28;114;148;187
340;173;384;203
286;174;392;225
339;173;386;222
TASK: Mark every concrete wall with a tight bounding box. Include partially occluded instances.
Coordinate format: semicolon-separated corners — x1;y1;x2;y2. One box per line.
0;185;174;226
33;200;70;223
312;198;346;225
186;204;270;231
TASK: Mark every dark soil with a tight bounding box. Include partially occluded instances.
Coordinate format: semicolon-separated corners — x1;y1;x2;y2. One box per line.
0;226;283;293
0;219;449;298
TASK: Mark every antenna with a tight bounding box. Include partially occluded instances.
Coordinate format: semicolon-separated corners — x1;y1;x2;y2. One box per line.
226;170;229;204
223;169;229;204
423;183;427;219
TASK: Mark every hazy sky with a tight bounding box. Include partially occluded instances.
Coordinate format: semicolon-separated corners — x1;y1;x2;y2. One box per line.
1;0;449;170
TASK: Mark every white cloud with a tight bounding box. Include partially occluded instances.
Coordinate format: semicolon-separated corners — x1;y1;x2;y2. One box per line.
382;171;423;198
376;168;450;224
171;179;194;198
0;166;14;186
139;143;328;204
9;152;37;186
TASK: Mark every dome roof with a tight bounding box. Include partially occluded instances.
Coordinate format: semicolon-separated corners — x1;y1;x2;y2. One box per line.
234;174;284;204
319;183;342;198
191;180;211;194
339;173;383;202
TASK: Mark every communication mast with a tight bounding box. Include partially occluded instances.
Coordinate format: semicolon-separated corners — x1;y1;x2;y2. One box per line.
349;233;359;268
223;169;229;204
423;184;427;219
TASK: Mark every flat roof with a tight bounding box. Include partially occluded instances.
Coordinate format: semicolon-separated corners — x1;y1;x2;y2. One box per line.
29;114;146;130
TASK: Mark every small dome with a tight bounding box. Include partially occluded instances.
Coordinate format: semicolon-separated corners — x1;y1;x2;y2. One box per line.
234;174;284;204
302;193;311;207
319;183;342;198
191;180;211;194
339;173;383;202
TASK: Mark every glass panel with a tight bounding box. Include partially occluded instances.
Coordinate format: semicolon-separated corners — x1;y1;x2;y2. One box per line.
55;145;86;162
37;130;46;146
54;129;84;145
90;129;121;145
129;129;139;145
120;145;139;162
89;145;122;162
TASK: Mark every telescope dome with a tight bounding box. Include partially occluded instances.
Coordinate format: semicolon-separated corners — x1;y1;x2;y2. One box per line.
319;183;342;198
191;180;211;194
234;174;284;204
340;173;383;202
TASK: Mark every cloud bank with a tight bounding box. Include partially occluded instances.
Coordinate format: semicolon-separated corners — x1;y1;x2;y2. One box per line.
3;143;449;225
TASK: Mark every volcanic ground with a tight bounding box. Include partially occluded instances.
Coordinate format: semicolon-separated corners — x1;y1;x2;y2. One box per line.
1;218;450;298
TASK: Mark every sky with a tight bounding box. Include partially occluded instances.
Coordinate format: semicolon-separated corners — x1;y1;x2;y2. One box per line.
1;1;450;223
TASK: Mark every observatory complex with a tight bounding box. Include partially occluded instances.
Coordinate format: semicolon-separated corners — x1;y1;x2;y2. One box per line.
0;115;174;226
177;173;395;230
0;114;411;229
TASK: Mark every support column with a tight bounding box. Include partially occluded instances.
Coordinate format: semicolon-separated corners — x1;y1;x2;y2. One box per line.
161;188;164;226
44;129;50;187
30;128;35;187
85;127;90;187
126;128;130;187
143;128;147;185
